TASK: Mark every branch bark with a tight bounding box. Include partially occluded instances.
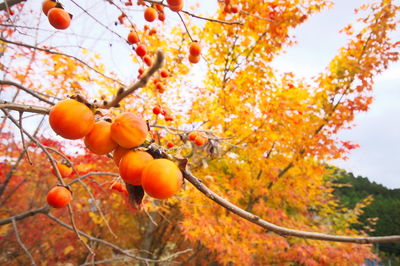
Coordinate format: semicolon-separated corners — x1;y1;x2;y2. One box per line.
182;168;400;244
0;0;25;11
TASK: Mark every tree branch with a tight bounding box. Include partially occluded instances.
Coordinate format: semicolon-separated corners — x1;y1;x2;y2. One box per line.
0;80;56;105
0;0;25;11
182;168;400;244
11;218;36;265
0;100;50;114
0;206;50;226
0;37;124;87
98;50;164;109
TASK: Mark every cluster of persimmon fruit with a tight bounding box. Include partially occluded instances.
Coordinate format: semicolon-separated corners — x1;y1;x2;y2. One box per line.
46;98;184;208
42;0;72;30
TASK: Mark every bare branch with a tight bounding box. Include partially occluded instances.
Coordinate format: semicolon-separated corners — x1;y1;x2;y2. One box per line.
46;213;191;263
18;111;32;164
182;168;400;244
67;205;95;256
99;50;164;109
0;100;50;114
67;172;119;186
11;218;36;265
0;37;124;87
0;80;57;105
0;206;50;226
0;0;25;11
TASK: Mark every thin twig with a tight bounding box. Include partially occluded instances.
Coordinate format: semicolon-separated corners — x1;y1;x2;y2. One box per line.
0;37;124;87
0;206;50;226
99;50;164;108
18;111;32;164
12;218;36;265
0;80;57;105
67;172;119;186
67;205;95;256
46;213;191;262
177;12;193;42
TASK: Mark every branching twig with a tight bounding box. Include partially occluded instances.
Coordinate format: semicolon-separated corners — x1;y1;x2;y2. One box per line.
0;37;124;87
181;168;400;244
11;218;36;265
0;0;25;11
18;111;32;164
67;172;119;186
46;213;191;262
67;205;95;256
98;50;164;109
0;100;50;114
0;206;50;226
0;80;56;105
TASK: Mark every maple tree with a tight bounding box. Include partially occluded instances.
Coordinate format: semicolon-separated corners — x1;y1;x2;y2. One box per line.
0;0;399;264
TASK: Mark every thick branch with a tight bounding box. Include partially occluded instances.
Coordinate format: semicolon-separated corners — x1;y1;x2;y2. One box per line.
0;100;50;114
0;206;50;226
0;0;25;11
99;50;164;109
182;168;400;244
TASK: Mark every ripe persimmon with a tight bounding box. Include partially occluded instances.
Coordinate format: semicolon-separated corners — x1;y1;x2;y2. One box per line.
111;112;148;149
230;5;239;13
158;12;165;22
127;31;139;44
47;186;72;208
143;55;152;66
188;54;200;64
52;162;73;178
112;145;130;166
189;42;201;57
160;69;169;78
152;106;161;115
47;8;71;30
136;44;147;57
167;141;174;148
144;7;157;22
49;99;94;140
42;0;57;16
138;67;145;75
141;159;183;199
119;151;153;185
167;0;183;12
84;121;117;155
188;131;198;141
194;135;208;146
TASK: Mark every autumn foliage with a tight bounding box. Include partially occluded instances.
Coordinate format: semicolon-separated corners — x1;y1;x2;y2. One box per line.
0;0;399;265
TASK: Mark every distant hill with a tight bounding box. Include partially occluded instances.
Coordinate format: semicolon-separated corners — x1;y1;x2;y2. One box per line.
331;168;400;257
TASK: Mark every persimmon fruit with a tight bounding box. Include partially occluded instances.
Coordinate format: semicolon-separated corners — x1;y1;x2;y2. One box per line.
143;55;152;66
52;162;73;178
230;5;239;13
189;42;201;57
188;131;198;141
127;31;139;44
47;8;71;30
194;135;208;146
112;145;130;166
119;151;153;185
136;44;147;57
188;54;200;64
84;121;117;155
152;106;161;115
167;0;183;12
49;99;94;140
111;112;148;149
42;0;57;15
160;69;169;78
144;7;157;22
47;186;72;208
167;141;174;148
141;159;183;199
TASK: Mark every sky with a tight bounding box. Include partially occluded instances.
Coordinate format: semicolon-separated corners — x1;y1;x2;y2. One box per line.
5;0;399;188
